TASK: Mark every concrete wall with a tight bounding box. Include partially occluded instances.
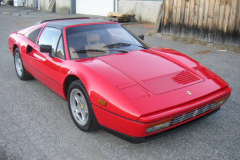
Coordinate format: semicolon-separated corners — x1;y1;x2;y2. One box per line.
56;0;70;14
39;0;70;13
9;0;36;7
40;0;50;12
25;0;33;7
118;0;162;23
2;0;12;4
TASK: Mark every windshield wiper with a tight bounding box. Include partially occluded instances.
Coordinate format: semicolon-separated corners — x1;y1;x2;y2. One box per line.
104;43;148;49
73;49;128;53
73;49;106;53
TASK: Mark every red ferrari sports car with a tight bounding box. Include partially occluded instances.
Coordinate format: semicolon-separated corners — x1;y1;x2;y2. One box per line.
8;18;231;143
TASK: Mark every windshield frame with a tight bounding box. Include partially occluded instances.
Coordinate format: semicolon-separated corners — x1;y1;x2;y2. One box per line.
63;22;150;60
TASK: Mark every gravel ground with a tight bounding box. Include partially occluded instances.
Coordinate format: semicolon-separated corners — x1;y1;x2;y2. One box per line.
0;6;239;160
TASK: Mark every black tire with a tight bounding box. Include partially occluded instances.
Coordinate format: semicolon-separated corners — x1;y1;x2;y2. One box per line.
67;80;99;131
14;48;33;80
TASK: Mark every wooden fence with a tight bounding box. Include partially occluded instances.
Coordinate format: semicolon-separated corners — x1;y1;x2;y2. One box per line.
155;0;240;47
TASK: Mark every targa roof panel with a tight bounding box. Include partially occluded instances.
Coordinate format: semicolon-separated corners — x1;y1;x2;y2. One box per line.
46;19;112;30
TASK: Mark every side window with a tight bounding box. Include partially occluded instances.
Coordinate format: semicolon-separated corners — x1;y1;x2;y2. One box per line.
26;27;43;43
55;37;65;59
38;27;61;55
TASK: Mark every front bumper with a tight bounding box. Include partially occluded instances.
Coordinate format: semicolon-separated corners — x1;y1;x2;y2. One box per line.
92;87;231;143
101;108;220;143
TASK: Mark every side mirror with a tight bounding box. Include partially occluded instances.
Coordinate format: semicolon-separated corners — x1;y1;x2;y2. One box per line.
138;34;144;40
40;45;52;54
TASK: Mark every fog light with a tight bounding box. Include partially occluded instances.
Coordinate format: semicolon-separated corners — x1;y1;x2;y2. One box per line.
146;119;172;134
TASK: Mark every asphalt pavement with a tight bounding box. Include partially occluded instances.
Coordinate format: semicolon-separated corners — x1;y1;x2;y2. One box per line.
0;6;239;160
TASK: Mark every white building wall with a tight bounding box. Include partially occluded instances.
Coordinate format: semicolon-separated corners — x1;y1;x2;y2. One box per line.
118;0;162;23
31;0;161;23
14;0;24;6
76;0;114;16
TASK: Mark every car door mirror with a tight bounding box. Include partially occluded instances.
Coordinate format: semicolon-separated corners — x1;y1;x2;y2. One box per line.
40;45;52;54
138;34;144;40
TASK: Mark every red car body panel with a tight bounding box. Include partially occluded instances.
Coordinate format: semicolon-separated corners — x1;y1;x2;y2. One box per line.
8;19;232;140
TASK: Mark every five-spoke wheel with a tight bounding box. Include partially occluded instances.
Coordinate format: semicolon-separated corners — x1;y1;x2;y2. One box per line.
14;48;33;80
68;80;98;131
15;51;23;77
70;88;89;126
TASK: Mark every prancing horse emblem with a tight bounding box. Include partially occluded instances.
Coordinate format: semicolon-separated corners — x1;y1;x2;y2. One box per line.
187;91;192;95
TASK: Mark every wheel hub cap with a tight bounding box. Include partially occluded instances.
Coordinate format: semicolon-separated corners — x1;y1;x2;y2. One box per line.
15;52;23;76
70;89;89;125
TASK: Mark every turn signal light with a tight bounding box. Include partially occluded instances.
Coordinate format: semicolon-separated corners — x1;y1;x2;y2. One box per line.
98;99;107;106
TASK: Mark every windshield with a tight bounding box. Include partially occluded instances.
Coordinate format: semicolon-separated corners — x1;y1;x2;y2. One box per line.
66;23;148;59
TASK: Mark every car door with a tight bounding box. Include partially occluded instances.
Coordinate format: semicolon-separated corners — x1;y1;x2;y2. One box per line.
31;27;65;93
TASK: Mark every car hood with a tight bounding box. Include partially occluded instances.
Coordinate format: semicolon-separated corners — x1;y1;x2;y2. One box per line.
82;48;229;121
98;49;204;95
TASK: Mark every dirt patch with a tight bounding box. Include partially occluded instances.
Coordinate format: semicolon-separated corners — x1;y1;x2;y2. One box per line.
123;23;154;27
151;33;240;54
143;24;155;29
195;50;212;54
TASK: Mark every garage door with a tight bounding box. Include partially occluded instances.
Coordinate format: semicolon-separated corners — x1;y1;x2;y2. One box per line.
76;0;114;16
